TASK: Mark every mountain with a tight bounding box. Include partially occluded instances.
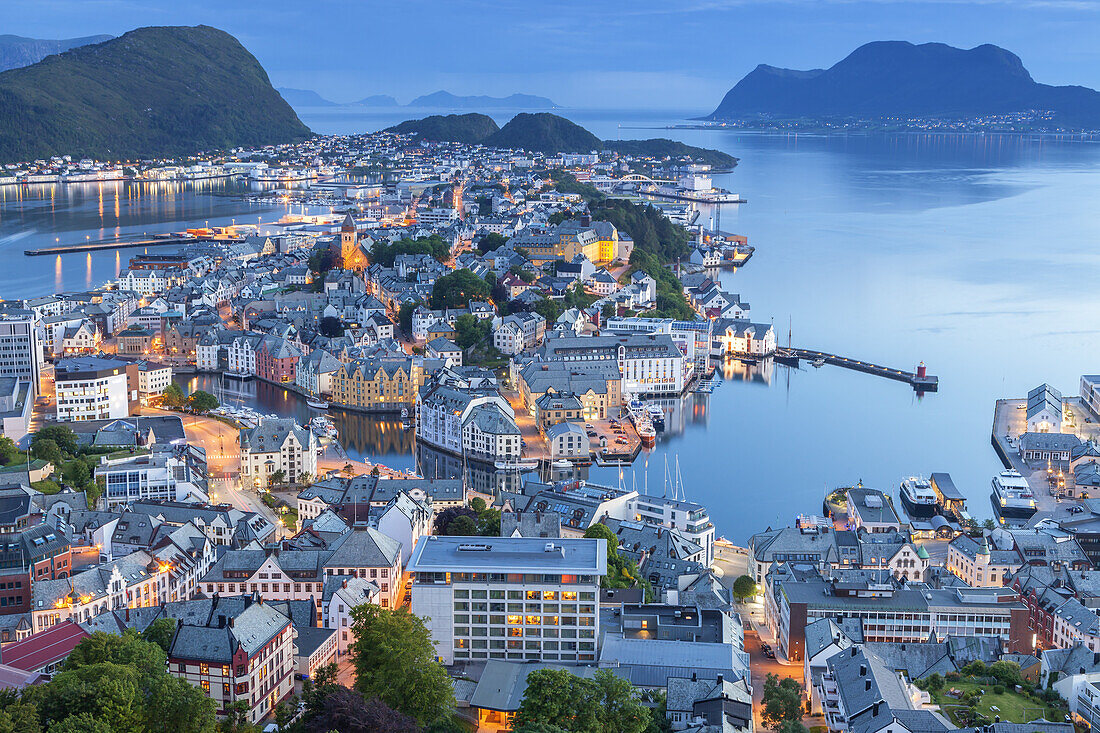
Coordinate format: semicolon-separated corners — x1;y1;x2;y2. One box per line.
278;87;338;107
386;113;736;166
707;41;1100;128
0;34;113;72
486;113;600;153
386;114;501;144
353;94;400;107
408;90;557;109
0;25;311;162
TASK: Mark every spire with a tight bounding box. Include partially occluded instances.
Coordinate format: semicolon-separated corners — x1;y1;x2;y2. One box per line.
342;212;356;233
978;536;990;556
916;545;929;560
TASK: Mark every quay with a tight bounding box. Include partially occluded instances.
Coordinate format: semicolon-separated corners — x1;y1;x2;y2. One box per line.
25;234;243;256
774;347;939;391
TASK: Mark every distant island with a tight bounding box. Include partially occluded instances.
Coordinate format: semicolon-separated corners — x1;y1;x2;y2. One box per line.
278;87;339;107
0;33;112;72
353;94;400;107
0;25;311;163
385;112;737;168
407;90;557;109
706;41;1100;130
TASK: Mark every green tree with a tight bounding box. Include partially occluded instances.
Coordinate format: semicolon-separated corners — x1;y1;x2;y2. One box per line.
140;618;178;655
430;269;491;309
44;713;111;733
532;297;563;324
446;515;479;536
732;574;757;602
33;425;78;454
269;470;286;486
187;391;219;413
453;313;487;350
349;606;456;726
477;233;508;253
0;437;21;466
319;316;344;337
218;700;255;733
513;668;648;733
161;383;186;410
477;508;501;536
470;497;487;512
29;439;63;468
0;689;40;733
762;674;804;729
62;459;91;489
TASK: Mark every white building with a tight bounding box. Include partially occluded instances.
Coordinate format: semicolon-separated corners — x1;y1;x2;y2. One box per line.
137;361;173;399
54;356;136;422
408;536;606;665
95;447;210;510
240;418;317;488
0;311;42;398
324;576;380;655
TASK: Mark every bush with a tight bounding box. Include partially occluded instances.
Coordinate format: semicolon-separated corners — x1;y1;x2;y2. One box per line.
993;685;1005;695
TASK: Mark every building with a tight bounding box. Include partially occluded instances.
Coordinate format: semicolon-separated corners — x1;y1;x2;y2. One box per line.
167;595;295;723
54;356;138;422
0;377;32;442
546;422;590;459
1027;384;1064;433
95;446;210;510
532;391;584;432
329;357;425;412
946;533;1021;587
493;313;546;355
537;332;689;396
771;577;1028;662
407;535;606;665
845;487;902;533
417;381;521;462
338;213;369;271
666;674;753;733
426;337;462;368
136;361;173;400
0;620;88;675
240;418;317;489
0;311;40;398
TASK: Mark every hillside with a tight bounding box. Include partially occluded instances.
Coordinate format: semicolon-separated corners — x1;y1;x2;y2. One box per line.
0;34;112;72
408;90;557;109
485;113;601;153
707;41;1100;128
603;138;737;169
278;87;338;107
0;25;311;162
386;113;735;165
385;114;501;144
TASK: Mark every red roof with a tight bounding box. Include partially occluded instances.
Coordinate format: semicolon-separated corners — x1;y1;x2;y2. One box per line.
0;621;89;672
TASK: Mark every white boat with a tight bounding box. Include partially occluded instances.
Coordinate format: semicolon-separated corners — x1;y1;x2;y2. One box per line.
991;469;1037;522
899;477;938;519
552;459;574;469
306;397;329;409
495;459;539;471
812;357;826;368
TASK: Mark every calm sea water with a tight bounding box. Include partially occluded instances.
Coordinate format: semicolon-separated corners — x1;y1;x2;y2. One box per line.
6;107;1100;542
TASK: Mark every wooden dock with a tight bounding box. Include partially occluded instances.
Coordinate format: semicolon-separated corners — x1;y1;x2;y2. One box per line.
774;347;938;391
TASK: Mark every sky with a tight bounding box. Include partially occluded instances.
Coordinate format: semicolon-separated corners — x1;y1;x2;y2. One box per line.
7;0;1100;110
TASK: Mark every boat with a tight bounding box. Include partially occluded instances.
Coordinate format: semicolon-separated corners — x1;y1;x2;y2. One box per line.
494;458;540;471
899;477;938;519
990;469;1037;523
638;423;657;447
812;357;826;368
306;397;329;409
646;405;665;428
552;459;574;469
310;416;338;439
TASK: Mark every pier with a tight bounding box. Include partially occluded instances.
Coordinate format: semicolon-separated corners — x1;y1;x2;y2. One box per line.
24;234;243;256
774;347;939;391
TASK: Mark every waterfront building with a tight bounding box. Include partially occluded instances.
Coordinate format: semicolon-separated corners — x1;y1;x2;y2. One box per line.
295;348;342;396
518;360;622;419
167;595;295;723
532;391;584;432
845;487;902;533
1027;383;1065;433
711;319;777;357
536;332;689;396
329;357;426;411
240;418;317;489
545;422;589;460
255;336;302;384
417;380;521;461
54;356;138;422
407;535;605;665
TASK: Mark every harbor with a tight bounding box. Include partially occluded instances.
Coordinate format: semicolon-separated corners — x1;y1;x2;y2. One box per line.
775;347;939;391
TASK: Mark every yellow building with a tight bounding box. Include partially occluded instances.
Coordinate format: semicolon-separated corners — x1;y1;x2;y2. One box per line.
339;212;369;271
330;357;424;410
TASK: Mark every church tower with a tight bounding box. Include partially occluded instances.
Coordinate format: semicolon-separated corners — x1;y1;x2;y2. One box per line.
339;212;364;270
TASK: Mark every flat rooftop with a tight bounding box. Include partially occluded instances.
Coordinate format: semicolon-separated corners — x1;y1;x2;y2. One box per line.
408;536;606;575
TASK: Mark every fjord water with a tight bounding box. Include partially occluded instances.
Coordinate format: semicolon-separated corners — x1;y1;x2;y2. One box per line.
5;108;1100;542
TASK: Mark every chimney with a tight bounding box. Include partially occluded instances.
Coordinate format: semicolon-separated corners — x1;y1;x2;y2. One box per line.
692;672;697;681
859;664;867;676
717;674;724;684
227;617;234;628
865;680;872;691
872;702;880;717
851;647;858;657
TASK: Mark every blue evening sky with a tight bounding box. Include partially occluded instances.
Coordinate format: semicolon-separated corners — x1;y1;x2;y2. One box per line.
7;0;1100;110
